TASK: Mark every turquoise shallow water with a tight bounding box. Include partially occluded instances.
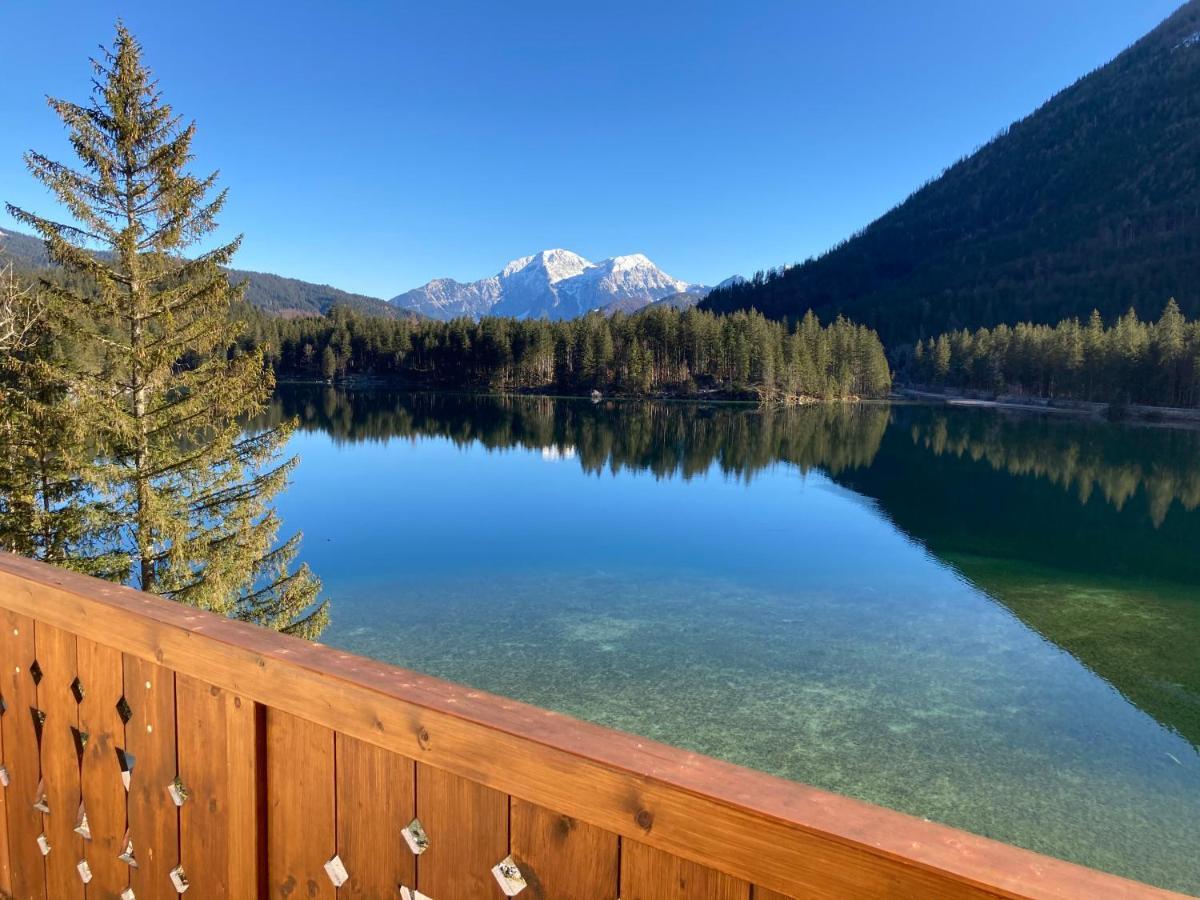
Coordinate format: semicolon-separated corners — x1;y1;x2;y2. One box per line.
266;387;1200;894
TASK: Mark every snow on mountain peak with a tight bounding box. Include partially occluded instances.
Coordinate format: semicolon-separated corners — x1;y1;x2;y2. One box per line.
500;254;536;278
608;253;653;269
391;249;702;321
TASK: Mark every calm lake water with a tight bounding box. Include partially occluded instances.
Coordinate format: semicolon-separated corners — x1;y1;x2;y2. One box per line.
266;386;1200;894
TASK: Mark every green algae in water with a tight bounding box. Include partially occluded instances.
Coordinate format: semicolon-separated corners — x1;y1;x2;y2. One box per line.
270;387;1200;894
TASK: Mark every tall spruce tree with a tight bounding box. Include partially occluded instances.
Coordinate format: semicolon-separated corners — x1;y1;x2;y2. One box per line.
7;24;328;637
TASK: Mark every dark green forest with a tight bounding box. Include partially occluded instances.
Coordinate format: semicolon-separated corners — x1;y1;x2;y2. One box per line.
907;301;1200;407
253;305;893;401
703;2;1200;344
263;386;891;481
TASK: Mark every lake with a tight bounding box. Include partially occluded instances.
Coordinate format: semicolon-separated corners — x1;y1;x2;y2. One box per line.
265;386;1200;894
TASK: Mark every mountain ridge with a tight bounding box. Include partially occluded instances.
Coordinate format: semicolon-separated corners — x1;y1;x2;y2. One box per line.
0;227;410;319
702;1;1200;343
391;249;714;320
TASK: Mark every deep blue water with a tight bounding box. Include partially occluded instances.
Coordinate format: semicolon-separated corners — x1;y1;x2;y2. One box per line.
265;387;1200;893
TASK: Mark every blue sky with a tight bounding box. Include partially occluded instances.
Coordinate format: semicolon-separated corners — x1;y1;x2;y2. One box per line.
0;1;1182;298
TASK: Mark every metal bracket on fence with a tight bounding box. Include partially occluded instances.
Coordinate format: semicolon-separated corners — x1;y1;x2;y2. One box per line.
324;854;350;887
491;855;528;896
77;859;93;884
36;833;50;856
167;776;189;807
32;778;48;813
170;865;190;893
75;802;91;840
402;818;429;855
119;831;138;868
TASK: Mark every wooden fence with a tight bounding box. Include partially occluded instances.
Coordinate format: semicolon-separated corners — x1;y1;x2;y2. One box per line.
0;551;1185;899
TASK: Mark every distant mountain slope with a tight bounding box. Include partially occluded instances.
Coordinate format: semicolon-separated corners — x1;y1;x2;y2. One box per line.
392;249;704;320
0;227;407;319
703;1;1200;343
603;276;746;316
0;228;48;268
224;267;405;318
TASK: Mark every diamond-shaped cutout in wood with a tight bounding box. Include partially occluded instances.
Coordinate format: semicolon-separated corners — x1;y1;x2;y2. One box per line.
30;707;46;743
70;677;85;704
77;859;93;884
121;889;135;900
29;660;42;686
0;692;7;715
116;748;135;791
72;726;89;761
400;888;433;900
36;833;50;856
0;766;9;787
169;865;189;893
116;695;132;725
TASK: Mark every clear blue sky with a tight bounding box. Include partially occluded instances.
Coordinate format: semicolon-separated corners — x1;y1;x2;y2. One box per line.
0;1;1182;297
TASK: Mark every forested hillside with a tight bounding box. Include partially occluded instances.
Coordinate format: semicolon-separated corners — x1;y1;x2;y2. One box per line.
704;2;1200;344
0;227;405;319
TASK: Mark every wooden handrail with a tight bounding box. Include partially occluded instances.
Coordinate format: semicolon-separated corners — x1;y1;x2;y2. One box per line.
0;551;1185;899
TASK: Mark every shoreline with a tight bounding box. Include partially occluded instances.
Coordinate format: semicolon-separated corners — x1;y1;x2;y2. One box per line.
275;374;885;406
896;387;1200;427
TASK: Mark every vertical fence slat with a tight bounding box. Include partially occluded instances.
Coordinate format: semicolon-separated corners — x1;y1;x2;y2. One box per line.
0;609;45;900
35;624;83;898
620;839;751;900
510;797;619;899
334;733;414;897
229;698;262;898
0;684;10;897
77;638;128;899
415;762;508;898
177;674;259;897
123;654;178;896
266;708;334;899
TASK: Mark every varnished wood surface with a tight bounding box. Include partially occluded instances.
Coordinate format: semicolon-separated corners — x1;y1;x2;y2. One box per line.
0;551;1187;900
123;654;179;897
177;674;260;898
621;839;750;900
34;624;83;899
415;762;508;899
0;608;45;900
265;707;335;900
76;637;130;899
334;732;416;897
510;797;619;900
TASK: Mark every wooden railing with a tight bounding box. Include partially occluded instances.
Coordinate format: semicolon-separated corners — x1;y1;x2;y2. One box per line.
0;551;1185;900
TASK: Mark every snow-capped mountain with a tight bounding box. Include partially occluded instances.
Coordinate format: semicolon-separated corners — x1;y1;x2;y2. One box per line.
390;249;706;321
